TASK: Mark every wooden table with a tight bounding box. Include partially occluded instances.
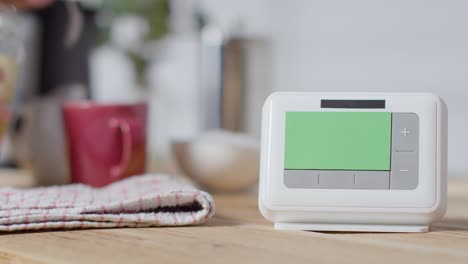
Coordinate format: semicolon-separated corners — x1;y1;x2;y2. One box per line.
0;171;467;264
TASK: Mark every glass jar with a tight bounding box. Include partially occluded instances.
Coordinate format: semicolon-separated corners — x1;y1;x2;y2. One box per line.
0;5;23;144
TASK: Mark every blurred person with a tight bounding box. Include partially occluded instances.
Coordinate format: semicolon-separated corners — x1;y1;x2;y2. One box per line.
0;0;97;167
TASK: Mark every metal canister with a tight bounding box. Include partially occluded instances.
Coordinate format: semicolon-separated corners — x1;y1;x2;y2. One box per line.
199;24;271;138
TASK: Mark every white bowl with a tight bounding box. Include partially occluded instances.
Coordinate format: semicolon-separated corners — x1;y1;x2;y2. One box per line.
172;131;260;192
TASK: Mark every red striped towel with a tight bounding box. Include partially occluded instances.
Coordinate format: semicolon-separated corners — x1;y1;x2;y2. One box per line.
0;174;215;232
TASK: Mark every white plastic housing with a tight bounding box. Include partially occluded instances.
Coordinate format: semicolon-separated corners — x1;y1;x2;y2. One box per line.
258;92;447;232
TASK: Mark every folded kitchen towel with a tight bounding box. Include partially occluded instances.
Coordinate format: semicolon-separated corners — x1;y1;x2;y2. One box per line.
0;174;215;232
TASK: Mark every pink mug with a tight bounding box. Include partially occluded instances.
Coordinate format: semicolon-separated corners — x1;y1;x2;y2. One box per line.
63;101;147;187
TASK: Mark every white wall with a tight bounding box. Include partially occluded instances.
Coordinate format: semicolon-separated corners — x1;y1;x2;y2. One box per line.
200;0;468;177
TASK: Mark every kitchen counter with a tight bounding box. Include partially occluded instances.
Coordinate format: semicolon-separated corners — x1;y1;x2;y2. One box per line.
0;170;467;264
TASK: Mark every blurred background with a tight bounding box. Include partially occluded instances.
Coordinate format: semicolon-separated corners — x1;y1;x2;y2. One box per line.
1;0;467;186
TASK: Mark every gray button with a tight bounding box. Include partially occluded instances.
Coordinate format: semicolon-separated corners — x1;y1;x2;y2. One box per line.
317;171;355;189
284;170;319;188
354;171;390;189
390;113;419;190
390;151;419;189
392;113;419;146
284;170;392;189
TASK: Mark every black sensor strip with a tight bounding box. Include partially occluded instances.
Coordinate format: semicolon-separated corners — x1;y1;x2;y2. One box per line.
321;99;386;109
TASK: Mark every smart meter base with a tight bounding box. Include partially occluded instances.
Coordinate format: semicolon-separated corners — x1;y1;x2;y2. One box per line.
274;222;429;233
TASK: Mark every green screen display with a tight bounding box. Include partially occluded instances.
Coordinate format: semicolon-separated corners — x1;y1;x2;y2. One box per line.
284;112;392;171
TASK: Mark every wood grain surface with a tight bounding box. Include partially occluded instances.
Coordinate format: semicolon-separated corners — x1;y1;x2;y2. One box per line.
0;170;467;264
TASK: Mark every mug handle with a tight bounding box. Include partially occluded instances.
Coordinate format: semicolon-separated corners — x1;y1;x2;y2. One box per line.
109;118;133;180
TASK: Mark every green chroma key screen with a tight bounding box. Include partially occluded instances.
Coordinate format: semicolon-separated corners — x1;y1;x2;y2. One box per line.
284;112;392;171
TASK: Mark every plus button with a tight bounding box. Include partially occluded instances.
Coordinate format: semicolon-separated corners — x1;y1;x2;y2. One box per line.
400;128;411;136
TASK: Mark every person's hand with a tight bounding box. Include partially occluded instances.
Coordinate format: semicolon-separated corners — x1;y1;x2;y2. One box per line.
1;0;55;9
